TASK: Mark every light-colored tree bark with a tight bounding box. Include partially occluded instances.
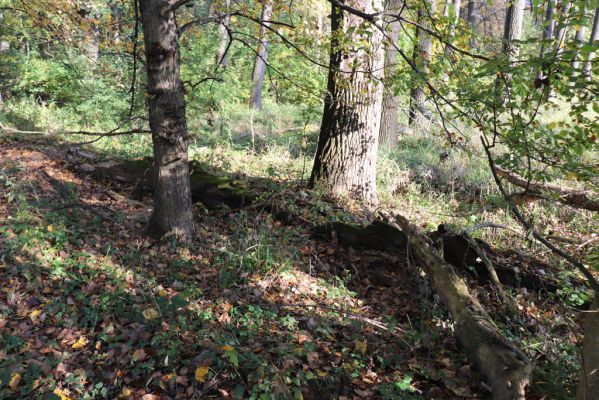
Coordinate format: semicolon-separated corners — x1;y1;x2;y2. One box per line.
250;0;273;110
583;6;598;79
554;0;573;55
216;0;231;67
444;0;462;55
379;0;402;149
139;0;195;242
310;0;385;205
467;0;478;48
502;0;526;60
409;0;437;129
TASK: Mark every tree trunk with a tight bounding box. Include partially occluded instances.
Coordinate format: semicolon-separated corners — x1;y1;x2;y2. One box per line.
310;0;385;205
554;0;573;56
250;0;273;110
216;0;231;67
110;1;122;44
583;7;599;79
502;0;526;60
409;0;437;129
577;298;599;399
379;0;402;149
444;0;462;56
535;0;556;84
467;0;478;48
139;0;195;242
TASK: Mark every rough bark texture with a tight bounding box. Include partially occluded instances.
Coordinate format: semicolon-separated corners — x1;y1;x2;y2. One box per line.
495;166;599;212
536;0;556;83
393;214;532;399
139;0;194;242
310;0;385;205
216;0;231;67
583;7;599;79
379;0;402;149
250;0;272;110
409;0;437;129
502;0;526;60
578;298;599;399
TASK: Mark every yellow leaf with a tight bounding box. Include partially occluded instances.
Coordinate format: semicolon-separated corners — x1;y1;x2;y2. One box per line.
566;172;578;181
158;288;168;297
118;387;132;398
29;309;42;320
316;369;328;377
194;366;209;382
53;389;73;400
354;340;367;355
9;373;21;390
221;345;234;352
72;336;88;350
47;224;54;232
142;308;160;320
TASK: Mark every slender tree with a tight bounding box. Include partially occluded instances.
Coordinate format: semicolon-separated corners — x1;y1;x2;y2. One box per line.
250;0;273;110
139;0;195;242
535;0;556;85
554;0;573;55
379;0;402;149
571;2;590;77
409;0;437;129
216;0;231;67
583;6;599;79
466;0;478;48
310;0;385;205
444;0;462;55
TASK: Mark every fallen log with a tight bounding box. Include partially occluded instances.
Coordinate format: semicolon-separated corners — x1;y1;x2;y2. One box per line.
391;213;532;399
495;167;598;212
314;221;560;292
72;157;254;209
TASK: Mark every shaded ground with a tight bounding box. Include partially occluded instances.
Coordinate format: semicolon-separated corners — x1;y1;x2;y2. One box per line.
0;134;588;399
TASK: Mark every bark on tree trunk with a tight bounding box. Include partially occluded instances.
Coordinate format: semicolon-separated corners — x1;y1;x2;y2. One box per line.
110;1;122;44
216;0;231;67
409;0;437;129
535;0;556;84
250;0;272;110
139;0;195;242
393;213;532;399
379;0;402;149
554;0;573;56
444;0;462;56
310;0;385;205
577;298;599;399
502;0;526;60
583;7;599;79
467;0;478;48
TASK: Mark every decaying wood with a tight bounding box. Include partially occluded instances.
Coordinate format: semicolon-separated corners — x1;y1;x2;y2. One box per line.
495;167;599;212
315;221;560;292
71;157;254;209
578;299;599;399
391;213;532;399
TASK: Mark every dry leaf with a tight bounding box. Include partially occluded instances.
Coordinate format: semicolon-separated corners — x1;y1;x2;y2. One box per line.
142;308;160;320
221;345;234;351
72;336;87;350
53;389;73;400
194;366;209;382
9;373;21;390
354;340;367;355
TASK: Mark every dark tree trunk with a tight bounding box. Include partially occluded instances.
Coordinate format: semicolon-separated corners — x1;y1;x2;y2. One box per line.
139;0;194;242
310;0;385;205
502;0;525;60
379;0;402;149
467;0;478;48
250;0;272;110
583;7;599;79
409;0;437;129
216;0;231;67
536;0;556;84
578;298;599;399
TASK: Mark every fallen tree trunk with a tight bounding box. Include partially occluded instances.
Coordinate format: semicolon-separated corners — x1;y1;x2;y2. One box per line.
495;167;599;212
391;213;532;399
72;157;254;209
314;221;561;292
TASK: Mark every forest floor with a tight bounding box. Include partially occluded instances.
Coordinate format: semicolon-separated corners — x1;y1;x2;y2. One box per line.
0;134;595;399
